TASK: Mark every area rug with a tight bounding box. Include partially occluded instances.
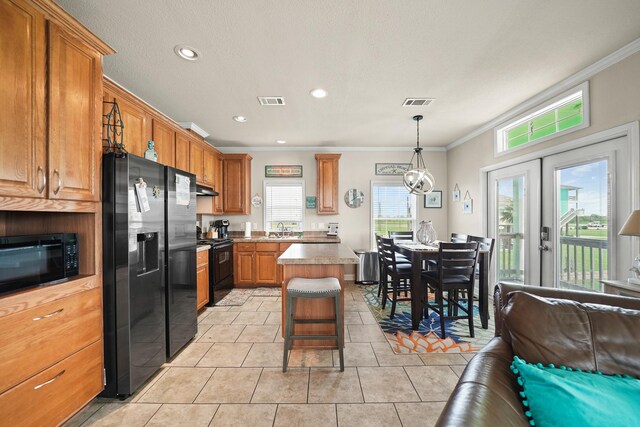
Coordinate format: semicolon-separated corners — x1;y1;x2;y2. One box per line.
216;287;281;306
358;284;494;354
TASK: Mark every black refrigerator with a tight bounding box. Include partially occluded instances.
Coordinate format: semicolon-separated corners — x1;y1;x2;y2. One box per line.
102;153;197;398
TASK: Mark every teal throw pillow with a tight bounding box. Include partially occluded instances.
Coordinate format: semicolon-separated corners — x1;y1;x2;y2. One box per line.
511;356;640;427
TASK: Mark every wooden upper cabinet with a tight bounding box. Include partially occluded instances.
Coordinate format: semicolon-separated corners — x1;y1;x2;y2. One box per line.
315;153;341;214
189;141;204;182
48;23;103;202
152;119;175;167
174;133;190;172
223;154;252;214
212;152;224;214
117;99;150;158
0;0;46;199
203;148;215;186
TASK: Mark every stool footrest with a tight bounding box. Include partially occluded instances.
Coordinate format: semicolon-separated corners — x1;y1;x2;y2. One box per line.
290;335;339;341
292;319;337;324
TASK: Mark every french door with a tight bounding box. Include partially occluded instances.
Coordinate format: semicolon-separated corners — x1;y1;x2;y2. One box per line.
487;160;541;286
488;135;633;290
541;137;631;290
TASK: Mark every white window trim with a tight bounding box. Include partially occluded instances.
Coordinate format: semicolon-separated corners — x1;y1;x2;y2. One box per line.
370;180;418;250
263;179;305;232
494;81;590;158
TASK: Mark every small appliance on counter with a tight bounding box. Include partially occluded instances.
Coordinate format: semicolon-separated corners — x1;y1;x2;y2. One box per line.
327;222;339;236
214;219;230;239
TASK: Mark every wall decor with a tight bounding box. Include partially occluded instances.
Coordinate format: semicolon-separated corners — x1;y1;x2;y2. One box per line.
452;184;460;202
251;194;263;208
265;165;303;178
463;190;473;214
102;100;125;153
305;196;317;209
344;188;365;208
424;190;442;208
375;163;412;176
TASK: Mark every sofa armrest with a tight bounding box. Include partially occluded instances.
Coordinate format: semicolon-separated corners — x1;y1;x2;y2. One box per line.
493;282;640;336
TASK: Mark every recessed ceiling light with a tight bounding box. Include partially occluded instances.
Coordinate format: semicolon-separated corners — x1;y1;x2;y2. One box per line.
233;116;247;123
276;140;286;144
174;45;200;61
310;88;327;98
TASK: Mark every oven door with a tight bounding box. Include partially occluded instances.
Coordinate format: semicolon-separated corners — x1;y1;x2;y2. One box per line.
213;243;233;286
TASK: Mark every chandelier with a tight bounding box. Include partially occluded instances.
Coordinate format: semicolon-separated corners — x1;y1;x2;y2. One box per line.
403;115;435;195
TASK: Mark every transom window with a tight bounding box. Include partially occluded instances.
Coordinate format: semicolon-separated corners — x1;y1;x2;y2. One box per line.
263;180;305;232
371;181;417;248
495;82;589;155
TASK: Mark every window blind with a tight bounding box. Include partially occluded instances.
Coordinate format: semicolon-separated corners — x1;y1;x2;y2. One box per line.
264;180;304;231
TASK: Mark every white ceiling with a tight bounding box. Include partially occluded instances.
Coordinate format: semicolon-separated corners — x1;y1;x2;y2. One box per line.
58;0;640;148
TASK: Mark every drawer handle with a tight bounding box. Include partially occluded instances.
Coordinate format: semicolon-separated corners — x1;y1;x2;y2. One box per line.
37;166;46;194
32;308;64;321
34;370;65;390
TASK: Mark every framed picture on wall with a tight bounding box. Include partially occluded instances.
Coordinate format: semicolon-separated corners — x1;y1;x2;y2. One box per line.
424;191;442;208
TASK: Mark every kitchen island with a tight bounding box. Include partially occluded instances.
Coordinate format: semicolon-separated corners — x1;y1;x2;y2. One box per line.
278;243;359;348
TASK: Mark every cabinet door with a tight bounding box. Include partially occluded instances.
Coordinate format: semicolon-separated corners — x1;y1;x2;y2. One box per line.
196;263;209;310
235;252;255;286
189;142;204;182
255;252;278;285
0;0;46;198
212;152;224;214
223;155;251;214
175;133;190;172
203;149;215;186
48;23;102;202
152;119;175;167
316;154;341;214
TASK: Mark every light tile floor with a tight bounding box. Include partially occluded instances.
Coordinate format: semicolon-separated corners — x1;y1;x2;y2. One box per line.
66;283;472;427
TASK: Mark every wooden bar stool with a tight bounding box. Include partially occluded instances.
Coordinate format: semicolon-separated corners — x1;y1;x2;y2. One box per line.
283;277;344;372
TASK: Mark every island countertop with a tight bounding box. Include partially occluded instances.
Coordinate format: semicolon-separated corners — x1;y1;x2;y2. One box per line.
277;243;360;265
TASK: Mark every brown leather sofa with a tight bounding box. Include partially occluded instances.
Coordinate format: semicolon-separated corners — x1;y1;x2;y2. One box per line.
435;282;640;426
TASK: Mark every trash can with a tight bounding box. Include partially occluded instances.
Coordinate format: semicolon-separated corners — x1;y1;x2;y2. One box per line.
354;250;379;284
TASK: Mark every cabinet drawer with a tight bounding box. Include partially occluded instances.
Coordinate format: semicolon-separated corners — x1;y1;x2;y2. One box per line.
0;287;101;393
0;340;103;427
256;242;279;252
236;243;255;252
197;250;209;265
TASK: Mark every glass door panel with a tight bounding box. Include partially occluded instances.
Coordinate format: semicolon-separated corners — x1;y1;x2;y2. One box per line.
496;175;526;282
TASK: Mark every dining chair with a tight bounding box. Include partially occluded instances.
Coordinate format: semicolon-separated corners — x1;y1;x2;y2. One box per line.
450;233;468;243
460;235;496;301
422;242;480;338
379;237;413;319
388;231;411;263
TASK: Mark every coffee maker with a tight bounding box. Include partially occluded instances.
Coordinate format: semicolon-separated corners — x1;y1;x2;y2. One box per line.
214;219;230;239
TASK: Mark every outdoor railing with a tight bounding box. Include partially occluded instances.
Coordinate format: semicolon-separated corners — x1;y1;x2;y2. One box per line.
497;233;607;291
559;236;607;291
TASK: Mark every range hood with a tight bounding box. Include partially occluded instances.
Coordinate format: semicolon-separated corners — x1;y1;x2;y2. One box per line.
196;184;218;196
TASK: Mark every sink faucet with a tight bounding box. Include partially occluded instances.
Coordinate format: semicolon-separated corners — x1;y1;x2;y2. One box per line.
277;222;285;238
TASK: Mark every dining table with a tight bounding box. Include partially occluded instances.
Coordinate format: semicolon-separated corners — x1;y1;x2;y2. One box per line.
394;242;491;331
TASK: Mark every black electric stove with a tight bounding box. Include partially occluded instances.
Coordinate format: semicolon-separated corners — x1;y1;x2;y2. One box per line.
198;238;234;305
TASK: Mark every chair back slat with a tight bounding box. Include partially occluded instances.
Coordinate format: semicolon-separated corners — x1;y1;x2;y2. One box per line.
379;236;401;271
389;231;414;242
438;242;479;283
467;235;495;263
450;233;468;243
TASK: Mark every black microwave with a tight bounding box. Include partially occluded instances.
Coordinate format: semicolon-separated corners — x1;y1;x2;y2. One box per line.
0;233;79;295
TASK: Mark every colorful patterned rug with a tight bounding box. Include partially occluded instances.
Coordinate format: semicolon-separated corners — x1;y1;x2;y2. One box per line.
358;284;494;354
216;287;281;306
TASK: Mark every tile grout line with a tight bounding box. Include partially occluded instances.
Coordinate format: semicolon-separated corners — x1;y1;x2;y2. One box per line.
191;367;217;404
240;342;255;367
403;366;424;402
392;402;405;427
248;367;265;404
141;402;164;427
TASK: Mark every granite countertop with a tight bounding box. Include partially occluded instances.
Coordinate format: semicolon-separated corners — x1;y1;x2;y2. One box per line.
277;243;359;265
197;244;211;252
232;236;341;243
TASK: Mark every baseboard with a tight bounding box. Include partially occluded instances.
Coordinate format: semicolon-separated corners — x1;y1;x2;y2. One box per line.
345;273;355;281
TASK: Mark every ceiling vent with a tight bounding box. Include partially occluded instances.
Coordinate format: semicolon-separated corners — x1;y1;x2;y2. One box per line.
258;96;286;106
402;98;434;107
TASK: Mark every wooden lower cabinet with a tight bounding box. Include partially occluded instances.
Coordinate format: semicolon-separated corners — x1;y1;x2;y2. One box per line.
0;340;103;427
196;250;209;310
234;242;293;287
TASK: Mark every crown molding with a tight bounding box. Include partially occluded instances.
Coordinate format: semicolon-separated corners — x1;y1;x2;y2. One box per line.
446;37;640;151
216;145;447;153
